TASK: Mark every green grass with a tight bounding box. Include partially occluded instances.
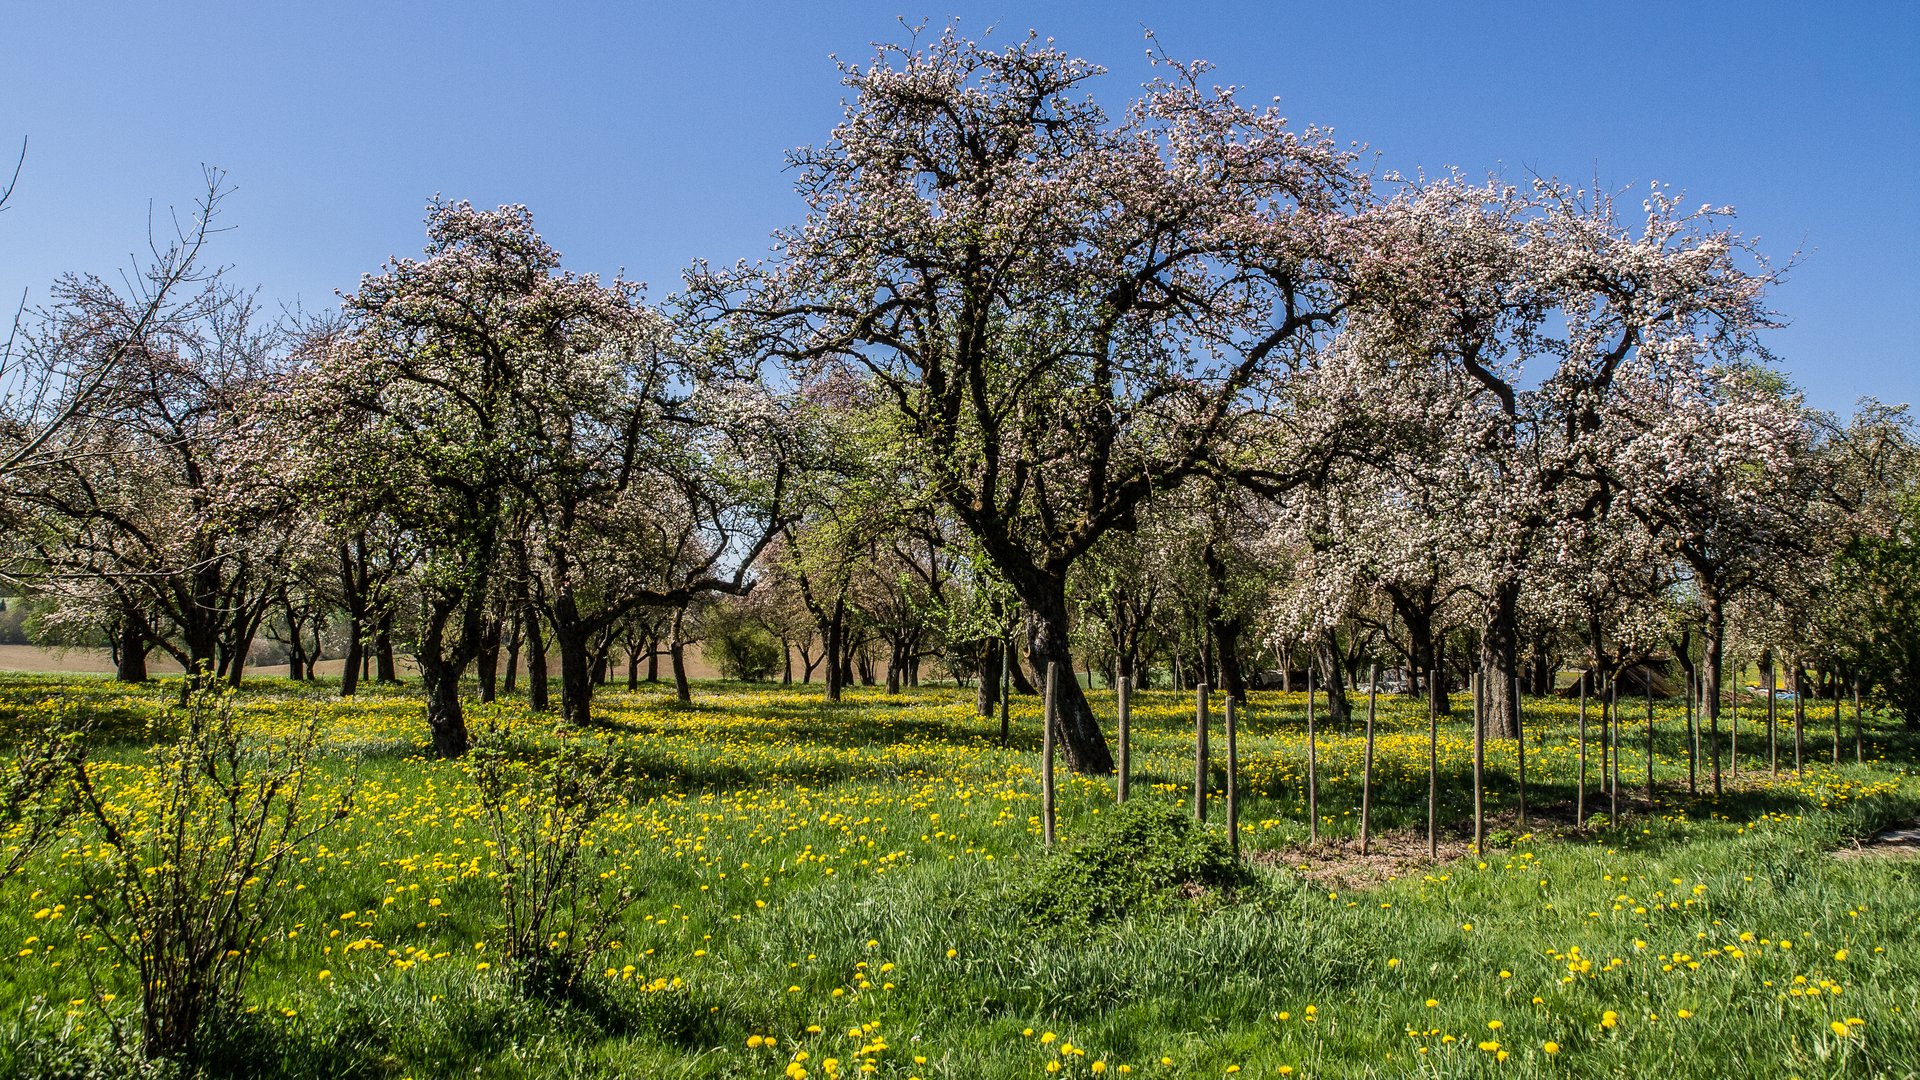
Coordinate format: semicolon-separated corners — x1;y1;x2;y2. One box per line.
0;673;1915;1078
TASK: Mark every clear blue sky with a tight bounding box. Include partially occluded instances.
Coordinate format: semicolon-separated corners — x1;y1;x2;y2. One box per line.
4;2;1915;413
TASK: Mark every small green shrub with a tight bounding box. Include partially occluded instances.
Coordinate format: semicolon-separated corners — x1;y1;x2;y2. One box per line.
469;729;640;999
70;688;353;1064
1013;799;1256;929
699;606;783;681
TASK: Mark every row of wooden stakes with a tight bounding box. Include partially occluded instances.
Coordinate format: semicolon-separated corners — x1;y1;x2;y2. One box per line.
1030;661;1870;858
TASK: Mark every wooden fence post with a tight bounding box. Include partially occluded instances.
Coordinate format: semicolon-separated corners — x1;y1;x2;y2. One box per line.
1833;677;1843;764
1225;696;1240;856
1116;675;1131;803
1729;666;1740;782
1427;667;1438;858
1576;672;1587;826
1471;671;1484;856
1854;676;1865;764
1645;672;1655;808
1194;683;1209;822
1608;677;1619;820
1306;666;1319;844
999;637;1011;747
1514;673;1528;832
1685;669;1698;795
1793;667;1805;779
1361;662;1377;855
1767;659;1778;777
1042;661;1056;848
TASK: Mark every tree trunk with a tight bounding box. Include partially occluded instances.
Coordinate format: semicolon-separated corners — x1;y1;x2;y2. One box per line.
669;606;692;704
503;618;521;693
1480;580;1521;739
1529;648;1555;696
339;614;363;697
646;636;660;683
1019;574;1114;774
975;640;1002;717
627;646;641;691
1008;650;1039;696
1703;588;1726;795
670;638;691;704
375;613;398;683
476;618;501;704
1213;618;1248;703
556;621;595;728
525;609;550;711
1318;631;1351;725
418;654;470;758
822;604;843;702
1410;618;1434;707
116;618;149;683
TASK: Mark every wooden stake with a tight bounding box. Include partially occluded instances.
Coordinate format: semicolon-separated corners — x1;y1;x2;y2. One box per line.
1307;667;1319;844
1361;662;1377;855
1194;683;1209;822
999;636;1010;747
1729;666;1739;781
1854;676;1864;764
1645;670;1655;808
1832;675;1843;765
1793;667;1805;778
1767;659;1778;778
1471;670;1484;856
1684;669;1697;795
1116;675;1131;804
1514;673;1528;832
1225;695;1240;856
1426;667;1438;859
1607;677;1619;821
1576;671;1588;826
1042;661;1056;848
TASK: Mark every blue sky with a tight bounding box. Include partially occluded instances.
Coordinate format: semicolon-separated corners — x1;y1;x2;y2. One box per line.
3;2;1914;413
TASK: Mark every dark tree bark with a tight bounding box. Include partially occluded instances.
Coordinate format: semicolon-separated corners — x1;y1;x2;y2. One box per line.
1318;630;1351;726
416;599;476;757
375;612;398;683
502;617;521;693
1008;649;1039;696
669;607;691;704
821;600;844;702
1701;585;1727;794
974;639;1003;717
339;617;363;697
1017;575;1115;774
1480;580;1522;739
418;656;470;758
115;616;150;683
556;620;594;726
476;617;502;704
524;607;550;711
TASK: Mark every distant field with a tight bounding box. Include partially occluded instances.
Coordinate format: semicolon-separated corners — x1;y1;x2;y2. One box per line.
1;675;1914;1078
0;643;729;680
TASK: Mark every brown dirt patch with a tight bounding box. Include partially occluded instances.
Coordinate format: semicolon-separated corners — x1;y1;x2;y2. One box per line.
1249;806;1614;891
1833;819;1920;861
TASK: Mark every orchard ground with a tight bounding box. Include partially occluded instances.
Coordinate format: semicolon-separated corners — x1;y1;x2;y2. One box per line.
2;674;1916;1079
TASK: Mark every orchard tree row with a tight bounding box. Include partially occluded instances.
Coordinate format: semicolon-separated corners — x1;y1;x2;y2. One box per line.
3;31;1916;770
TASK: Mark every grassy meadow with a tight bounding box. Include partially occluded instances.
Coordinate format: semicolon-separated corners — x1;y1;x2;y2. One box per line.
0;673;1915;1079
